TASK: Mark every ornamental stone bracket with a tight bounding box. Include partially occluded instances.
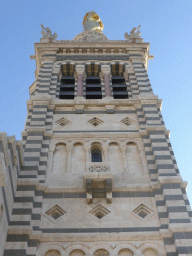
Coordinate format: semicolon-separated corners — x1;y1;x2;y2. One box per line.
74;104;85;114
84;173;114;204
105;105;115;113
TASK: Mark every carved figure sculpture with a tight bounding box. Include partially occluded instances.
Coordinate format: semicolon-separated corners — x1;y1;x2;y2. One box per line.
124;25;141;42
83;11;104;32
40;24;58;40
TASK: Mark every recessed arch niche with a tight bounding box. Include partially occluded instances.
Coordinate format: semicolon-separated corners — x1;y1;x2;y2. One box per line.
45;249;61;256
69;249;85;256
71;143;85;174
126;142;143;175
108;142;123;173
143;248;158;256
118;248;134;256
93;249;110;256
52;143;67;174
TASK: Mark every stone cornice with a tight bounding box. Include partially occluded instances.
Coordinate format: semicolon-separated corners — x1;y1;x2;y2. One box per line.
27;95;161;107
33;40;151;75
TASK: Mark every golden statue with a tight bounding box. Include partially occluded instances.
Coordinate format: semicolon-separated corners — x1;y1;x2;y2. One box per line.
83;11;104;32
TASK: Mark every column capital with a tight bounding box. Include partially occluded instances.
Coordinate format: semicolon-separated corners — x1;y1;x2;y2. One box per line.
101;65;111;78
120;144;126;152
75;65;85;76
76;65;85;96
84;143;90;152
66;145;73;152
125;63;134;74
129;56;145;66
103;144;109;152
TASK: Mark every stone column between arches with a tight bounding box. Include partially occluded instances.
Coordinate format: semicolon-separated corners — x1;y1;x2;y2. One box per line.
101;65;111;97
76;65;85;97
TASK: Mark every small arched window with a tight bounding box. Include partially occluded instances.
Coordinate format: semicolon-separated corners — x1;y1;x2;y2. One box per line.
92;149;102;162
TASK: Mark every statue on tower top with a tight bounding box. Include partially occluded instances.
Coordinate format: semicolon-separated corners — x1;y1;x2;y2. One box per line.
124;25;142;43
83;11;104;32
40;24;58;41
73;11;108;42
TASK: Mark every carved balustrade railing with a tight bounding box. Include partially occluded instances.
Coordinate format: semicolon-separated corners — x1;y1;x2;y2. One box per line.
87;162;110;173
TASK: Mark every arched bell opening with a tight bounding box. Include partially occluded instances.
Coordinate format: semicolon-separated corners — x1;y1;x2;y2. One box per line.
111;63;128;99
85;63;102;99
59;63;75;99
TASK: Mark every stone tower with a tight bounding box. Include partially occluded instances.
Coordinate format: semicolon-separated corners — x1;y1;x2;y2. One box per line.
0;11;192;256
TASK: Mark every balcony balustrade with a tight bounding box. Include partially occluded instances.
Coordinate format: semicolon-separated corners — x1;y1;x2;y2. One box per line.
87;162;110;173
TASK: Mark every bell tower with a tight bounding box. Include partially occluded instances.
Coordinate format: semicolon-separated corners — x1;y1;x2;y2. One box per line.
1;11;192;256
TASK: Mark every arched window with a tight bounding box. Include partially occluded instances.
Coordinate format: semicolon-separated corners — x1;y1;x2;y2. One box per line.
92;149;102;162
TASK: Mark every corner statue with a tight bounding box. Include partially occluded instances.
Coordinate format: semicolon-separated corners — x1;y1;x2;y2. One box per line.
124;25;142;42
40;24;58;41
83;11;104;32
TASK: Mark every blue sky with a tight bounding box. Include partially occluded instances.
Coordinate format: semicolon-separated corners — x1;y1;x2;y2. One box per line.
0;0;192;204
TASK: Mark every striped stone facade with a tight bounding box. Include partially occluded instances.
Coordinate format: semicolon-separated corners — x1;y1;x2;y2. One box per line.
0;35;192;256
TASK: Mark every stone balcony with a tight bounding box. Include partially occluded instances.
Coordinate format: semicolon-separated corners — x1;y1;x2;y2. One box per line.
86;162;110;173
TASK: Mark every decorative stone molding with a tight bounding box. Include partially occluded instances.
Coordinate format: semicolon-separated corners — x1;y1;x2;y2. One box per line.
44;204;67;224
36;243;65;256
55;117;71;127
66;245;89;256
87;117;104;127
125;63;134;77
101;65;111;77
139;242;166;256
119;117;137;127
113;244;137;256
88;203;111;222
132;203;155;221
74;104;85;114
90;245;113;256
75;65;85;77
87;162;110;173
105;105;115;113
73;30;108;43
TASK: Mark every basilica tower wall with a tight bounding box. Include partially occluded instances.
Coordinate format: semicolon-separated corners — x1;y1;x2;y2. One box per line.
1;14;192;256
